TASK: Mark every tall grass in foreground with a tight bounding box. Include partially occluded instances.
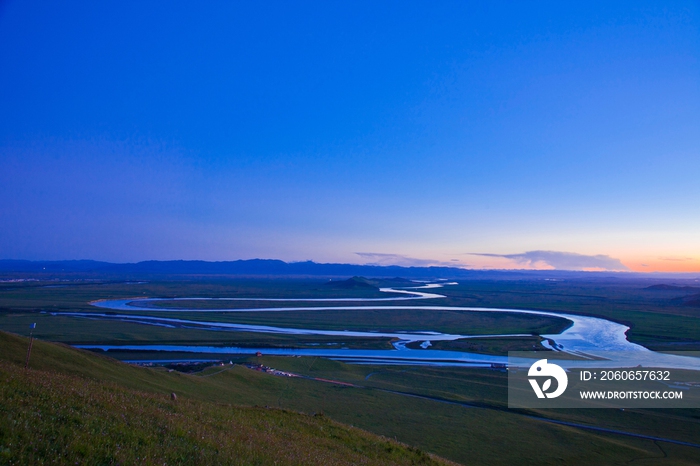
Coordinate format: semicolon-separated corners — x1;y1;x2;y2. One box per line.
0;361;449;465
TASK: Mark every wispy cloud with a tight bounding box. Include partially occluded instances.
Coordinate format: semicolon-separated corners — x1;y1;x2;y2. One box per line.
469;250;629;271
355;252;466;268
659;257;693;262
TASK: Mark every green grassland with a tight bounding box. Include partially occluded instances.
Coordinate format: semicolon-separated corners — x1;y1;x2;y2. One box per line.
2;332;699;465
2;276;698;350
0;332;451;466
1;276;699;362
0;279;569;351
127;307;570;335
0;310;398;349
0;278;396;311
433;279;700;349
2;275;700;464
253;356;700;445
405;335;550;353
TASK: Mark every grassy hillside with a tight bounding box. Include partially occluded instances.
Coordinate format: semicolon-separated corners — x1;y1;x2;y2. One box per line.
3;332;699;465
0;332;450;465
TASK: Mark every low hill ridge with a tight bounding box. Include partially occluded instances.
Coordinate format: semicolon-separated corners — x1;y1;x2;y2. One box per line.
645;284;700;291
0;331;452;465
324;276;379;289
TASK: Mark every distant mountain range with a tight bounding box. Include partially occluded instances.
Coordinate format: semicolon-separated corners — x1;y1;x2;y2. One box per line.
0;259;486;278
1;259;698;280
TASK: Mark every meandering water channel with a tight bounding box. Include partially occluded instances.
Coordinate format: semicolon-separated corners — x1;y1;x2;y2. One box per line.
69;283;700;370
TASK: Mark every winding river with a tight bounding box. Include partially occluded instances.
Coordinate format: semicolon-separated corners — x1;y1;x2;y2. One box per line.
69;283;700;370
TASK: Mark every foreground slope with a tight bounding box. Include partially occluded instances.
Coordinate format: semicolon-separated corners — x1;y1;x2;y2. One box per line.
3;331;699;465
0;332;450;465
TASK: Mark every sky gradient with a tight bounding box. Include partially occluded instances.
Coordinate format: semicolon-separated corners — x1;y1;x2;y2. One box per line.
1;1;699;272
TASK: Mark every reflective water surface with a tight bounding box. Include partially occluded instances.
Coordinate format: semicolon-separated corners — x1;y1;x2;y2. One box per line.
71;283;700;369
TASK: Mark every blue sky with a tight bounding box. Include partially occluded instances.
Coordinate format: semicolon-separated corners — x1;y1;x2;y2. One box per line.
1;1;699;271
